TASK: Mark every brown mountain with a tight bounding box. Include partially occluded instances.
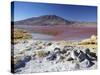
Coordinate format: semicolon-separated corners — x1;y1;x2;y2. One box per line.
14;15;73;26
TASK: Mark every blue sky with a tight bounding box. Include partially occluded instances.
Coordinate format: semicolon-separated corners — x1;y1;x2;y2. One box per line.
11;1;97;22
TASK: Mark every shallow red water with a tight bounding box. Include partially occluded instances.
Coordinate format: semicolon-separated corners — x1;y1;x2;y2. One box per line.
15;25;97;40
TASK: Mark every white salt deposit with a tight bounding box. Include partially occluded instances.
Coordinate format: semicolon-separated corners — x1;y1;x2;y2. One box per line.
12;40;97;73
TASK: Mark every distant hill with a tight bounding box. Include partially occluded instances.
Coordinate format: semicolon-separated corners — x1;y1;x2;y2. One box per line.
14;15;73;26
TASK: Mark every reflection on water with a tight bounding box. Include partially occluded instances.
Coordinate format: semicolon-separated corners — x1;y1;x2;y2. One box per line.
31;33;53;40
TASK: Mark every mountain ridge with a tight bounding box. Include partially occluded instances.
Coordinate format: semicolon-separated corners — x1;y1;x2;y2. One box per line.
14;15;73;26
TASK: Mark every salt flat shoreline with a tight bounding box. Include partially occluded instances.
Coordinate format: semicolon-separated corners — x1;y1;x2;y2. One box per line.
11;38;97;73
